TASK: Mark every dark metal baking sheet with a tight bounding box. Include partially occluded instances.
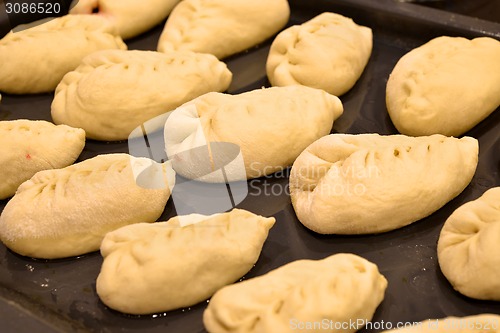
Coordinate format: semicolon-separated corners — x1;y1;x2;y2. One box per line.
1;0;499;332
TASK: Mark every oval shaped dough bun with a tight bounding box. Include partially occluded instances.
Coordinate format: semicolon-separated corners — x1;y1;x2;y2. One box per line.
438;187;500;301
52;49;232;141
387;36;500;136
290;134;478;234
96;209;275;315
164;86;344;181
0;154;175;259
70;0;181;39
158;0;290;59
0;15;126;94
0;120;85;200
204;253;387;333
267;12;372;96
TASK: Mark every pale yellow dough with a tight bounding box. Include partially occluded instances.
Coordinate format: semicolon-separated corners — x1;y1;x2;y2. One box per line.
0;15;126;94
290;134;478;234
387;36;500;136
52;49;232;141
380;314;500;332
438;187;500;301
267;12;372;96
204;253;387;333
164;86;343;181
96;209;275;315
158;0;290;59
0;120;85;200
0;154;174;259
70;0;181;39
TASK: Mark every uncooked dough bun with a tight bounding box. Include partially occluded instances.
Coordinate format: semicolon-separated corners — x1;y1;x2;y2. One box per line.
96;209;275;315
380;314;500;332
0;154;175;259
0;120;85;200
164;86;343;181
267;12;372;96
290;134;478;234
438;187;500;301
386;36;500;136
204;253;387;333
0;15;126;94
158;0;290;59
52;49;232;141
70;0;181;39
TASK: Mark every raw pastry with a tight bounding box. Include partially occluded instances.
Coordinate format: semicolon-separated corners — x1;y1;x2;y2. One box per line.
438;187;500;301
380;314;500;332
267;12;372;96
96;209;275;315
164;86;343;181
0;15;126;94
386;36;500;136
70;0;181;39
290;134;478;234
204;253;387;333
0;154;174;259
158;0;290;59
52;49;232;141
0;120;85;200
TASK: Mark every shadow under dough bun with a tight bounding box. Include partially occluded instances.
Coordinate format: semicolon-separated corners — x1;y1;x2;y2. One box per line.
438;187;500;301
204;253;387;333
290;134;478;234
386;36;500;136
267;12;372;96
0;15;126;94
158;0;290;59
52;49;232;141
70;0;181;39
164;86;343;181
0;154;174;259
96;209;275;315
0;120;85;200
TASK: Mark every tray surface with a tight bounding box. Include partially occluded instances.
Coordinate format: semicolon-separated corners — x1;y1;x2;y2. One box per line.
1;0;499;332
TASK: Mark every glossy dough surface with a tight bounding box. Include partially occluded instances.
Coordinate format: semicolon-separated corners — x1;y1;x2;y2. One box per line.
0;120;85;200
267;12;372;96
438;187;500;301
164;86;343;181
0;154;174;259
158;0;290;59
387;36;500;136
204;253;387;333
290;134;478;234
70;0;181;39
0;15;126;94
52;49;232;141
96;209;275;314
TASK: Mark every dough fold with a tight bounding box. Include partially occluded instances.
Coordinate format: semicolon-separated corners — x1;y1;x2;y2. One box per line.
386;36;500;136
204;253;387;333
96;209;275;314
158;0;290;59
267;12;372;96
290;134;478;234
0;120;85;200
438;187;500;300
0;154;174;259
0;15;126;94
52;49;232;141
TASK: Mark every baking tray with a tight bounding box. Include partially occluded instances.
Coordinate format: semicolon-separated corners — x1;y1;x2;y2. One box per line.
1;0;499;332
